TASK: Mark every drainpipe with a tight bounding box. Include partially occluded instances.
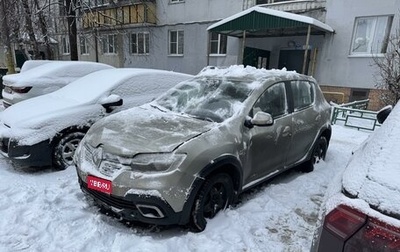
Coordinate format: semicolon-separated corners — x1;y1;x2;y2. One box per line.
207;31;210;66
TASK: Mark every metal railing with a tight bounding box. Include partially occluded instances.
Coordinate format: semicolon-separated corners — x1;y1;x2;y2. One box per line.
331;99;381;131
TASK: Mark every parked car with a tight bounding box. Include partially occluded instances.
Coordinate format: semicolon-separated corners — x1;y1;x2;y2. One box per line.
312;104;400;252
0;68;192;170
1;60;114;107
19;60;54;73
74;65;332;232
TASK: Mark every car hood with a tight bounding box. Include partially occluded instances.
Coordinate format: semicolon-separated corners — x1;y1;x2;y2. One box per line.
0;94;93;128
85;106;215;156
342;103;400;218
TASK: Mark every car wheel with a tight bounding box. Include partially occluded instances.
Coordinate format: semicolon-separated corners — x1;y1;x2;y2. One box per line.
190;173;234;232
312;136;328;164
53;131;85;170
300;136;328;173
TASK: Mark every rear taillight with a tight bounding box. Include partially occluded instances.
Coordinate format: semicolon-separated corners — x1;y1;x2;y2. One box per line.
11;86;32;93
355;217;400;251
324;204;367;240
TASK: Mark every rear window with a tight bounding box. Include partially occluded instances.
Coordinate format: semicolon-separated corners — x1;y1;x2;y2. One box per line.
291;80;314;111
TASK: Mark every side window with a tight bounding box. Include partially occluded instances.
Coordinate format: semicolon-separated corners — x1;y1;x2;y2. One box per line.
253;82;287;118
291;80;314;111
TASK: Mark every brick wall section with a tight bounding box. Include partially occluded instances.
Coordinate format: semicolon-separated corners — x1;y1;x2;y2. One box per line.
319;85;388;111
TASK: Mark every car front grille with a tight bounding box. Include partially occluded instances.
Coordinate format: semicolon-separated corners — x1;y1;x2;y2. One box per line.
81;179;137;210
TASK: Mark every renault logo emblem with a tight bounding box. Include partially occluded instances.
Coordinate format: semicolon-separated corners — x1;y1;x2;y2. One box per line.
92;147;103;168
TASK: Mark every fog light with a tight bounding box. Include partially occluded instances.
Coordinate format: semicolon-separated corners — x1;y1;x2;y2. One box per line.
137;204;164;219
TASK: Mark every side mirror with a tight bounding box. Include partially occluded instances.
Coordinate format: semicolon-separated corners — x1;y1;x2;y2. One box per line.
99;94;123;113
377;105;392;124
245;111;274;128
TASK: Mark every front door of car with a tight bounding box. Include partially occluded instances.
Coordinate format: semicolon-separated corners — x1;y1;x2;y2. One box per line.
243;82;292;186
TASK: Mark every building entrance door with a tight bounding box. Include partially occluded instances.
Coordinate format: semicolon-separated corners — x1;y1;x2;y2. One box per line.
278;49;311;74
243;47;270;69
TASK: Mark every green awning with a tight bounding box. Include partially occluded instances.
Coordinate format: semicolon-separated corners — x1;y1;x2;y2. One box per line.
207;6;334;38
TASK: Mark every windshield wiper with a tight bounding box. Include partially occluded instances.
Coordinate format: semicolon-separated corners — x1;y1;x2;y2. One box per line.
150;104;167;112
187;114;215;122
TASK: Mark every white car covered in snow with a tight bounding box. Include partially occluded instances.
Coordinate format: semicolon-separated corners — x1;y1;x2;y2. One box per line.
1;60;114;107
312;104;400;252
0;68;192;170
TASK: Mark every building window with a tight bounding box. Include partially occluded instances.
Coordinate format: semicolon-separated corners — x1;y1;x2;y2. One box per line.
170;0;184;3
62;36;70;55
210;32;227;55
102;34;117;54
349;88;370;102
130;32;149;54
350;15;393;56
169;30;184;55
80;36;89;55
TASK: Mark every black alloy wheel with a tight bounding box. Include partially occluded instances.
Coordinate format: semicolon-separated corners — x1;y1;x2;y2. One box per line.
190;173;234;232
53;131;86;170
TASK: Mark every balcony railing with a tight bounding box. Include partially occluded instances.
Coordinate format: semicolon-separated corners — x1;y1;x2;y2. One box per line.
80;2;156;28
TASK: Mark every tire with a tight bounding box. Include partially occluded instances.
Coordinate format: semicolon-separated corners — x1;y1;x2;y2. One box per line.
299;136;328;173
53;131;86;170
190;173;234;232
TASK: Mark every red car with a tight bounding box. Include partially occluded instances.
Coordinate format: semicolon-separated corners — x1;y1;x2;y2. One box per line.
312;105;400;252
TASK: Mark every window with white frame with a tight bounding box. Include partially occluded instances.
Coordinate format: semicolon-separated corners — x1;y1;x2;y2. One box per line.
170;0;184;3
169;30;184;55
62;36;70;54
80;36;89;55
210;32;227;55
130;32;149;54
350;15;393;56
102;34;117;54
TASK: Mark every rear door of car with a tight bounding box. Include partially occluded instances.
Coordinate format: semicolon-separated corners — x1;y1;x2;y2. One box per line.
285;80;320;166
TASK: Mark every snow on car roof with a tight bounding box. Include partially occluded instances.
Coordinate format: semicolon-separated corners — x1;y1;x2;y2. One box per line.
2;61;114;87
198;65;300;81
342;102;400;217
52;68;191;103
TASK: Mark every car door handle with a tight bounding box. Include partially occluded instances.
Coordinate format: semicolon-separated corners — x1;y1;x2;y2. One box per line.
315;115;321;122
282;126;292;137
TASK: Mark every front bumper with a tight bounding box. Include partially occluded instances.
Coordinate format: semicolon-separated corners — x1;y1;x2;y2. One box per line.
78;176;184;225
0;137;53;167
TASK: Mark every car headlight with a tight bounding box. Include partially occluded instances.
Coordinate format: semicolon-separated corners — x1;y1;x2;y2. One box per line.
130;153;186;172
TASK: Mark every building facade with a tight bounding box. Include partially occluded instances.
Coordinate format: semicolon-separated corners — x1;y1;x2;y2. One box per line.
1;0;399;110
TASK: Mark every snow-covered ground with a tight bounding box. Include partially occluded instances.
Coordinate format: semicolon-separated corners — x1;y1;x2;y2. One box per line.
0;125;369;252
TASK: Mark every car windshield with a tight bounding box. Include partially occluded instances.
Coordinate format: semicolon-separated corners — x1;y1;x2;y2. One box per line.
154;77;253;123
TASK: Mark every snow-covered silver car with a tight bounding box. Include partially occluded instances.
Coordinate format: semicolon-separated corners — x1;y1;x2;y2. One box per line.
0;68;192;169
75;66;332;231
2;60;114;107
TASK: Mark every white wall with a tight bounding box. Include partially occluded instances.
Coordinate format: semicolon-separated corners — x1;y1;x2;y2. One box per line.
315;0;400;89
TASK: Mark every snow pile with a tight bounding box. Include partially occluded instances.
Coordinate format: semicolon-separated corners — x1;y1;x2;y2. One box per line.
198;65;298;80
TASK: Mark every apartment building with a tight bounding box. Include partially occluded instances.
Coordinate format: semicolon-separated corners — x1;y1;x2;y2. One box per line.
1;0;399;110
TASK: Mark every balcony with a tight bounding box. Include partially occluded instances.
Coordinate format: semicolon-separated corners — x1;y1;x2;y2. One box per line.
244;0;326;21
80;1;157;29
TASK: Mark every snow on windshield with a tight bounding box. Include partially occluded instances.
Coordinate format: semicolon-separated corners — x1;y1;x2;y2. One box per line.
155;77;253;123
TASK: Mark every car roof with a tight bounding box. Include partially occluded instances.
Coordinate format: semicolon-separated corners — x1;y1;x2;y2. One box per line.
55;68;192;100
2;61;114;87
342;102;400;218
